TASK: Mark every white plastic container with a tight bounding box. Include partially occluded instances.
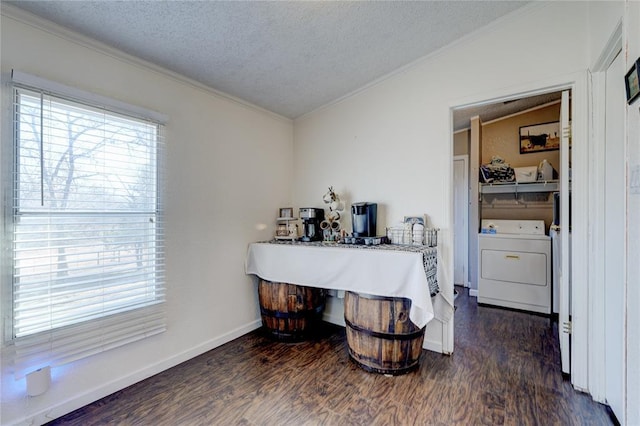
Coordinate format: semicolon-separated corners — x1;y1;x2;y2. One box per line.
514;166;538;182
538;159;553;181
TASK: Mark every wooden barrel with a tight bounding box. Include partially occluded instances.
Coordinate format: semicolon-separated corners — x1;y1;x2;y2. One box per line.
258;280;326;342
344;291;425;375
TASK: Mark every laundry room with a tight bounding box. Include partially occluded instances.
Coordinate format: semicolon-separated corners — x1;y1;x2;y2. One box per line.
455;96;563;232
479;100;562;229
453;91;569;316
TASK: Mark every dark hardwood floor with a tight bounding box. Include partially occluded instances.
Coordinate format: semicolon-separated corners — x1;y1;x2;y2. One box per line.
47;287;612;425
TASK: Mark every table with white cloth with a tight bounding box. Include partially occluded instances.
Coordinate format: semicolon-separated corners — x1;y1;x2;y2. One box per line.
245;240;438;329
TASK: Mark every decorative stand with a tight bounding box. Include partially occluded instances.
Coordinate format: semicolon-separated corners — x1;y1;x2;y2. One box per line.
320;186;345;241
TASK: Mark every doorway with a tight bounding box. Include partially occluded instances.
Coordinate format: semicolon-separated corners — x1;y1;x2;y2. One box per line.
452;93;569;282
451;87;573;376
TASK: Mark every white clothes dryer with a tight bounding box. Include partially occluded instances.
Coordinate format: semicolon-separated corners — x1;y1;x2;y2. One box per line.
478;219;551;314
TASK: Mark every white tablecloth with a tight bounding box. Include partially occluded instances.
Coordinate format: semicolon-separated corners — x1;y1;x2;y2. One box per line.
245;241;436;328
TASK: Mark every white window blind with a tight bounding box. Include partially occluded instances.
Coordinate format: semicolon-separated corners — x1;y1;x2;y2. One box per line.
10;82;166;378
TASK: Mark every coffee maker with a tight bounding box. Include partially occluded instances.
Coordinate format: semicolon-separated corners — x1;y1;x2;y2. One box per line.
351;202;377;237
299;208;325;242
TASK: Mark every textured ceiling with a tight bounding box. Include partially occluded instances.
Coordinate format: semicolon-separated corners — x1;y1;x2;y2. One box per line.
7;1;530;120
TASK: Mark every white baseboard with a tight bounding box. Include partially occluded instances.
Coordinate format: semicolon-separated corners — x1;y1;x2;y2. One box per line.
469;289;478;297
322;312;346;327
323;294;346;327
22;320;263;426
423;337;444;353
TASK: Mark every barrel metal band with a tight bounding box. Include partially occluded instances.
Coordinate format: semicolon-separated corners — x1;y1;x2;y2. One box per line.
348;292;410;302
348;350;420;375
344;318;425;341
260;304;325;319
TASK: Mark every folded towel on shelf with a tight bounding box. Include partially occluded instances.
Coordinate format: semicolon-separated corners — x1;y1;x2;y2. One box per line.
480;156;516;183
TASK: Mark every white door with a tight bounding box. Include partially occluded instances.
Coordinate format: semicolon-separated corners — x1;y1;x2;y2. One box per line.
453;156;469;287
559;90;571;375
604;50;625;422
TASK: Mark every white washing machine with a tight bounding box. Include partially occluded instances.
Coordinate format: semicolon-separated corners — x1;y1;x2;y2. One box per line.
478;219;551;314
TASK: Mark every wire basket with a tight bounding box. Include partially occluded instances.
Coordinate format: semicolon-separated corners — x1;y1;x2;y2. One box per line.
386;227;408;244
386;226;438;246
424;228;438;247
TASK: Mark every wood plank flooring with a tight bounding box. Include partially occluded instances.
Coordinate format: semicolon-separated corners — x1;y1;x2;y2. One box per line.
47;287;612;425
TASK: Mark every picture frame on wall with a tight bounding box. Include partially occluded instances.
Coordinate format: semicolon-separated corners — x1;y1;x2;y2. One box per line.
625;58;640;105
519;121;560;154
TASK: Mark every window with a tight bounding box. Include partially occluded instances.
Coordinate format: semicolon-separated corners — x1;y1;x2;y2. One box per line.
9;82;165;377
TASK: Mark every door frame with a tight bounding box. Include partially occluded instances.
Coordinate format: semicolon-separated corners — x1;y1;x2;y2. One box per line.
453;155;469;288
588;20;624;407
449;70;589;392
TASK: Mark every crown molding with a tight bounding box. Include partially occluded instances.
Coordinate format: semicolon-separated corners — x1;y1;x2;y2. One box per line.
1;3;292;124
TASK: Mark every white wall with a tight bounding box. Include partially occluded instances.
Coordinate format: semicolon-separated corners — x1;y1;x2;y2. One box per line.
0;8;293;425
293;2;591;353
588;1;625;68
